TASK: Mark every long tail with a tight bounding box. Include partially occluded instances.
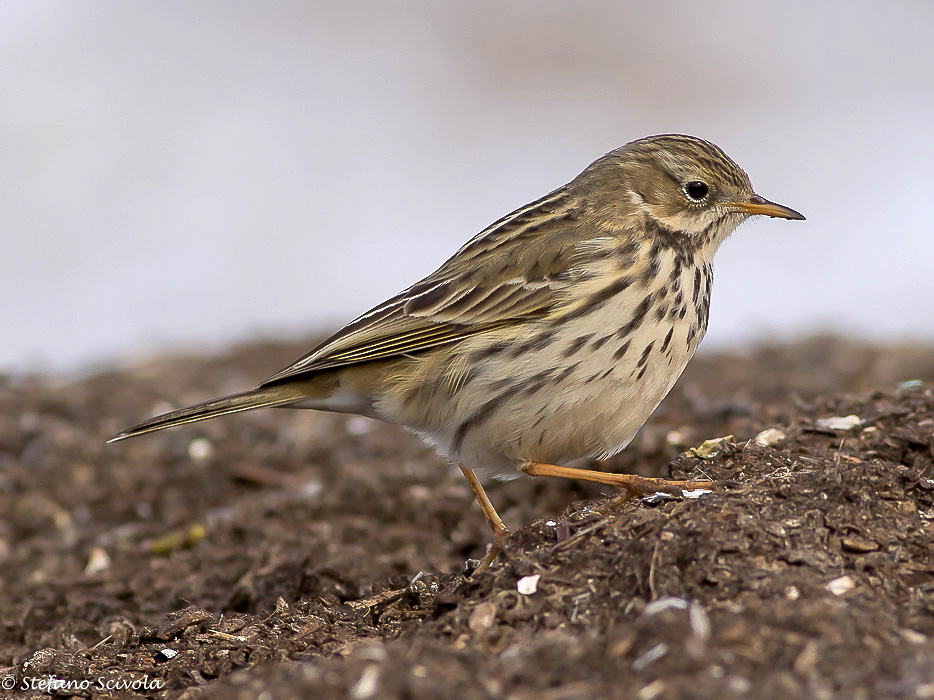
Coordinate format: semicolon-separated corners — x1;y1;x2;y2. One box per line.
108;385;307;443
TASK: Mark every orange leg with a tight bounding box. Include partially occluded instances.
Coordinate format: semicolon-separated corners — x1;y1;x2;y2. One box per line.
460;467;510;574
521;462;710;498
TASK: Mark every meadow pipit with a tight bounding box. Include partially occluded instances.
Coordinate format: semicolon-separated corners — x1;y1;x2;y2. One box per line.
111;134;804;571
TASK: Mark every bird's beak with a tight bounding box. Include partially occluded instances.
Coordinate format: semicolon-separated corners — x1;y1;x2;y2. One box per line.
725;194;805;220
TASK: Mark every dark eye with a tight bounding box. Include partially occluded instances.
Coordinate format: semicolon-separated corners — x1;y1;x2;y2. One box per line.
684;181;709;201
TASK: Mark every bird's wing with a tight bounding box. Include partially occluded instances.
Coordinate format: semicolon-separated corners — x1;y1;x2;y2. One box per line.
261;188;582;385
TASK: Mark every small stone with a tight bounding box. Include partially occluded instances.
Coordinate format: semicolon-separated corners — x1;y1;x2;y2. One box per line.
688;435;735;459
644;597;687;616
187;438;213;462
753;428;786;447
632;642;668;671
643;492;679;506
666;430;687;446
794;640;820;675
300;480;323;498
689;602;711;640
826;575;855;595
895;379;924;398
816;415;862;431
468;602;497;633
84;546;111;575
637;680;667;700
841;535;878;553
682;488;712;499
349;665;381;700
517;574;540;595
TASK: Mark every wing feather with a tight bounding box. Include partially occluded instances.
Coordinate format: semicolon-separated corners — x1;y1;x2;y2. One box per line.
261;188;582;386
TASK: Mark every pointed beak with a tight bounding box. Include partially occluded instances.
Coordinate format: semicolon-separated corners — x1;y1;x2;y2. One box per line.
725;194;805;220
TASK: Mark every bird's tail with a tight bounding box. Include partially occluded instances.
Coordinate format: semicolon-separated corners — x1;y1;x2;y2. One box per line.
108;385;308;442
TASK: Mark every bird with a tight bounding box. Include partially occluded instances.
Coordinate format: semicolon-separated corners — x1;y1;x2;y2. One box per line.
110;134;804;572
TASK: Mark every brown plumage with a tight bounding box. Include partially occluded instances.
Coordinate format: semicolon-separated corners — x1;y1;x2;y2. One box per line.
111;134;804;571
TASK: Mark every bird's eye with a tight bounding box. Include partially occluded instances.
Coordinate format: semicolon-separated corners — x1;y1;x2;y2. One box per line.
684;181;709;201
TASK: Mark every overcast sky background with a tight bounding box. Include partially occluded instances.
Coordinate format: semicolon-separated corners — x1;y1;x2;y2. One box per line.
2;1;932;374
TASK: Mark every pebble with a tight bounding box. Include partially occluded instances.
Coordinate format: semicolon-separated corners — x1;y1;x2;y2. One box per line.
816;415;862;431
826;575;855;595
516;574;540;595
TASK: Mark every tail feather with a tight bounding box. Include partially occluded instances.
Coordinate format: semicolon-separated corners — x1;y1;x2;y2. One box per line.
108;386;305;442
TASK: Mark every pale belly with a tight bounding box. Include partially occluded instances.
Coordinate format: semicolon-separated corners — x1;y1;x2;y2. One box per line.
307;254;712;477
375;287;707;476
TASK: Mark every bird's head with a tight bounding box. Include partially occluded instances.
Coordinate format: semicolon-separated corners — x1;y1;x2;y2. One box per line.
574;134;804;255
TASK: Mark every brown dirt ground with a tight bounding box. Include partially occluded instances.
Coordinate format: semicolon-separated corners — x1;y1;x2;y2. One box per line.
2;336;934;699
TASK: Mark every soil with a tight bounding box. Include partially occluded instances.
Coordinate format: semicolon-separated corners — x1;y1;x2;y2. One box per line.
2;335;934;699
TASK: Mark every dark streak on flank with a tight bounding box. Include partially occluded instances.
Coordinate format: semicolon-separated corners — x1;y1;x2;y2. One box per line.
641;255;661;287
615;293;654;339
660;327;674;354
554;362;581;384
521;368;559;395
636;364;649;381
562;333;594;358
695;265;713;327
591;334;613;351
471;340;511;364
490;377;516;392
703;265;713;323
637;341;655;368
560;276;635;323
600;367;614;379
669;252;689;284
613;339;632;361
510;329;557;358
668;260;682;284
452;387;520;452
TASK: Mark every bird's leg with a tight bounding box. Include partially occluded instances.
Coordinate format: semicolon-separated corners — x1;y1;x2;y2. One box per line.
459;467;510;574
520;462;711;499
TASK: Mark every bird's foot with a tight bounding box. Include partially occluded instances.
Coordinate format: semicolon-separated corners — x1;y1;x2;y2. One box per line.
470;527;511;576
521;462;711;500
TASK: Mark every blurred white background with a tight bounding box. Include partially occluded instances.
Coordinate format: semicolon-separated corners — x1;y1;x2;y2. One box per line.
2;1;932;374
